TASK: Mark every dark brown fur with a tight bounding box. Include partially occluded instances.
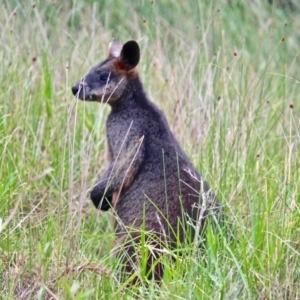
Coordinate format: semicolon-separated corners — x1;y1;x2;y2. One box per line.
72;40;221;282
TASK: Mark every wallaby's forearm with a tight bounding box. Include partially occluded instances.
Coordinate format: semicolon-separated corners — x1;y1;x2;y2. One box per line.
107;138;145;190
91;138;145;209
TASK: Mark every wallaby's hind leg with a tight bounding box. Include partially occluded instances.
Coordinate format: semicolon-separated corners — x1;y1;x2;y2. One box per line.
112;232;165;284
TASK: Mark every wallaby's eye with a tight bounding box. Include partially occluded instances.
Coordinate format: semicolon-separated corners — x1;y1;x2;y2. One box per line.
100;74;109;82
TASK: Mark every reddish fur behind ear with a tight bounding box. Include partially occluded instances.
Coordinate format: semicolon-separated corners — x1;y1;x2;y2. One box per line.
114;60;139;77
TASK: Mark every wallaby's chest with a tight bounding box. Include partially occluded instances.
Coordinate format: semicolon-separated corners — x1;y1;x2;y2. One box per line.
106;112;143;159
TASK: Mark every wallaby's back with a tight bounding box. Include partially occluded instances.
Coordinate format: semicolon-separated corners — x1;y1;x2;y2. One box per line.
72;40;221;281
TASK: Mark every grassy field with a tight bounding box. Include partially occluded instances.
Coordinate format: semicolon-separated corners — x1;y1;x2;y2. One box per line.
0;0;299;299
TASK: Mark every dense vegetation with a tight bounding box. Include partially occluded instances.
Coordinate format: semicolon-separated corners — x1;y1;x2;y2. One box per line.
0;0;299;299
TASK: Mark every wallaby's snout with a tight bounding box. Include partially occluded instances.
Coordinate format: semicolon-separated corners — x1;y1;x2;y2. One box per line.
71;84;79;97
71;79;95;101
71;81;92;101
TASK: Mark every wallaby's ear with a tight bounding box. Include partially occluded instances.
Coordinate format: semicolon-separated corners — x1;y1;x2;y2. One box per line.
119;40;140;71
108;40;123;59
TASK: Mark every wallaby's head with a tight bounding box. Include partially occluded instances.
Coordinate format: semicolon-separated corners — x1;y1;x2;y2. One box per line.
72;40;140;104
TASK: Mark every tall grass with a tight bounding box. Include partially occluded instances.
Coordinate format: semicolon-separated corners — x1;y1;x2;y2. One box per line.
0;0;299;299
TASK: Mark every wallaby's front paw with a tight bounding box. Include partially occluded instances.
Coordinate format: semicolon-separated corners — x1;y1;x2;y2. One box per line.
90;187;112;211
100;195;113;211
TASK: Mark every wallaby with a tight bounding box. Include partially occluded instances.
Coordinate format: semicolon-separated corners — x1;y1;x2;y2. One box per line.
72;40;221;282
